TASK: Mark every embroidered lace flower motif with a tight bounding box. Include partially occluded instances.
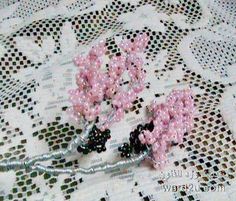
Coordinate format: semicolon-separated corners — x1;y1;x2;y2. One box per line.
118;5;169;32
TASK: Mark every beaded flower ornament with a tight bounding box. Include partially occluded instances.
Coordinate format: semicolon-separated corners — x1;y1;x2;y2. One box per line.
68;33;149;127
118;89;195;169
68;33;149;154
0;35;195;175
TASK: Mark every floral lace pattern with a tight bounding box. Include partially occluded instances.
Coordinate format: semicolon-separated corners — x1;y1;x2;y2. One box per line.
0;0;236;201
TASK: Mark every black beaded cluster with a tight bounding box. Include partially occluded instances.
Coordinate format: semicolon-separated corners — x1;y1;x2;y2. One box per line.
118;143;133;158
77;125;111;154
118;121;154;158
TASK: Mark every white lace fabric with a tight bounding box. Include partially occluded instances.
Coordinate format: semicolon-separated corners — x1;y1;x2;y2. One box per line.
0;0;236;201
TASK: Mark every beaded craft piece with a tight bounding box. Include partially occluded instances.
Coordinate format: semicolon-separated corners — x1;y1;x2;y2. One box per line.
0;35;194;175
1;1;235;200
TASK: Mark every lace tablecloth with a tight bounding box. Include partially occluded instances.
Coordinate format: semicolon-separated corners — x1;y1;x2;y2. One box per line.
0;0;236;201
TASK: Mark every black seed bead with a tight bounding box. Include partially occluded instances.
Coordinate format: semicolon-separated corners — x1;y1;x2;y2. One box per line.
77;146;84;153
103;129;111;135
144;124;149;130
171;141;178;146
83;148;90;154
92;125;97;130
123;143;128;147
97;148;102;153
137;124;144;132
147;121;154;132
77;145;92;154
118;143;133;158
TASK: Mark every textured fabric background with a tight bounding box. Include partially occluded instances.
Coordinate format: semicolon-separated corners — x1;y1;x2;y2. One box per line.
0;0;236;201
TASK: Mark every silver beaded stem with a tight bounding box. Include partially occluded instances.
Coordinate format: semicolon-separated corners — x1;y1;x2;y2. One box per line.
20;150;150;175
0;138;149;175
0;112;116;173
0;122;93;172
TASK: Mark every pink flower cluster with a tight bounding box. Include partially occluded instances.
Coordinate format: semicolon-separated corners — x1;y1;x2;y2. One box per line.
139;89;195;168
68;34;149;129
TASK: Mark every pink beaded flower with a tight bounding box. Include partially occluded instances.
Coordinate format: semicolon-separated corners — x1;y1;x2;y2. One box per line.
68;34;149;130
139;89;195;169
